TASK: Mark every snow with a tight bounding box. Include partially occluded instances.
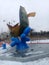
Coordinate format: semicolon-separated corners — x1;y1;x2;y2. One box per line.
0;39;49;65
0;57;49;65
25;57;49;65
27;39;49;44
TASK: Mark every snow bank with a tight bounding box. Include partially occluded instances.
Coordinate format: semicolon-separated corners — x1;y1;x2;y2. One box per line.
0;57;49;65
27;39;49;44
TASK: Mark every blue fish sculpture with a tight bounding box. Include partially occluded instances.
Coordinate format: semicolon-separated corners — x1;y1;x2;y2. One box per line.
10;27;31;55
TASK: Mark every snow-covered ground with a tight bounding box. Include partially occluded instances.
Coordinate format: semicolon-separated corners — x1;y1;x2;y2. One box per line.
0;39;49;65
0;57;49;65
27;39;49;44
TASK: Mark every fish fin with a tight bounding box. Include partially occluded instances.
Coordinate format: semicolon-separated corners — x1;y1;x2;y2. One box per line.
27;12;36;17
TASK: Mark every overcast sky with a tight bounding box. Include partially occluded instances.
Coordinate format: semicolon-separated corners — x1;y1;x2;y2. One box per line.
0;0;49;32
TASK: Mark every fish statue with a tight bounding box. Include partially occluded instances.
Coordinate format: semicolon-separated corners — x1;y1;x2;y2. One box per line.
7;6;36;37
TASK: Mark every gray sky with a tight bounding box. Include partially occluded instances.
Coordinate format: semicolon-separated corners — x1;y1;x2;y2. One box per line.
0;0;49;32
